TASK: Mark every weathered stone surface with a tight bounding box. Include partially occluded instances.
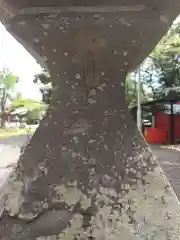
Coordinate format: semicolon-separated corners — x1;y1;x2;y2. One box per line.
0;1;180;239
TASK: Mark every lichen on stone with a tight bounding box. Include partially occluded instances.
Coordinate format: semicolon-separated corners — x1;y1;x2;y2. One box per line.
53;184;91;210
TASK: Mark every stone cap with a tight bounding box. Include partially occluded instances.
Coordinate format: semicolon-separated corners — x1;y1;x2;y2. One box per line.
0;0;180;23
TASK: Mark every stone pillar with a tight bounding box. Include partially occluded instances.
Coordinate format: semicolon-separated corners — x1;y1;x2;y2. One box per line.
0;3;180;240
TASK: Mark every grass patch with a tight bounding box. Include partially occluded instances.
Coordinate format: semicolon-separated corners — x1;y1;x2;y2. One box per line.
0;128;35;139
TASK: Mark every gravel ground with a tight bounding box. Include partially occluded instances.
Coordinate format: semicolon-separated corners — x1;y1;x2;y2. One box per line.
151;145;180;200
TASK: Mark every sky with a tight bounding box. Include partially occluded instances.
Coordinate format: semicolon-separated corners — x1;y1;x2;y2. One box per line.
0;23;42;100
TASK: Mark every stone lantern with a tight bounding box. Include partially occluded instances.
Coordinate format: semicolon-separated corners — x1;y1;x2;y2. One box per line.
0;1;180;239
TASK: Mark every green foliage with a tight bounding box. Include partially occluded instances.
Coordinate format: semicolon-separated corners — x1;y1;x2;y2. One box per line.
11;99;46;124
11;99;44;111
144;21;180;99
26;108;43;124
151;36;180;89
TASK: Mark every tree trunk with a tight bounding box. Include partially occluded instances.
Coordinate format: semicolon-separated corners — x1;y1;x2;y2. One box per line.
0;93;6;129
1;3;180;239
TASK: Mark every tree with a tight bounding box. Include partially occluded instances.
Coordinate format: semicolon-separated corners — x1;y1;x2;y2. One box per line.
125;72;151;107
33;70;52;105
140;21;180;100
14;92;23;101
125;73;137;107
151;37;180;92
0;68;19;127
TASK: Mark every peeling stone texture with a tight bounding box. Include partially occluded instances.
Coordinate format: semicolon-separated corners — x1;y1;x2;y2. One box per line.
0;0;180;239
